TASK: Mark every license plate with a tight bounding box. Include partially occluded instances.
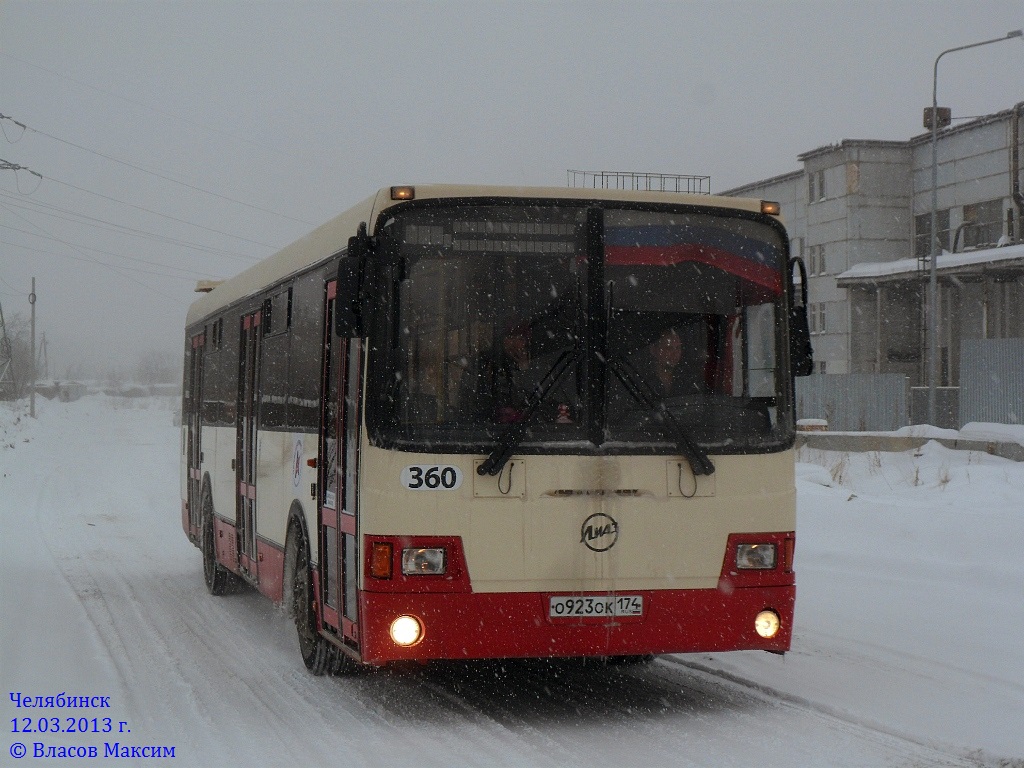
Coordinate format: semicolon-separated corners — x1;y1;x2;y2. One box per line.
549;595;643;618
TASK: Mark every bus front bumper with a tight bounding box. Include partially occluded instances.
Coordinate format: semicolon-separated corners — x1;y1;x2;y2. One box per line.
356;585;794;664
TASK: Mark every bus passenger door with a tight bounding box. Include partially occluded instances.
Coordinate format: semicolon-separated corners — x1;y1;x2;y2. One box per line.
185;331;205;540
319;282;361;645
237;310;261;581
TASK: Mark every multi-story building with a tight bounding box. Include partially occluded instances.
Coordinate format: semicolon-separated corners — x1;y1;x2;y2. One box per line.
722;103;1024;387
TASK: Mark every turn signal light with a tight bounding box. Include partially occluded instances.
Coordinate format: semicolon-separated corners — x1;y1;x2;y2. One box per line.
761;200;781;215
369;542;393;579
390;186;415;200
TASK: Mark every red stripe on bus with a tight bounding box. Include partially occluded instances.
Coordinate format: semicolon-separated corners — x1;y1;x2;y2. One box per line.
357;585;794;664
255;539;285;603
606;244;783;294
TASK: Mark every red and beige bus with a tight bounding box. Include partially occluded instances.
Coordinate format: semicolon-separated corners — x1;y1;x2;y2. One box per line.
181;184;811;674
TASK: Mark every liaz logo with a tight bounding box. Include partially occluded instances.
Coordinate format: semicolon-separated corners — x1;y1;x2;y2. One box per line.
580;513;619;552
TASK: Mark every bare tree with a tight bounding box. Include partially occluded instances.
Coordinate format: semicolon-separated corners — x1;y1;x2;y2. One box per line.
2;313;35;398
135;349;176;385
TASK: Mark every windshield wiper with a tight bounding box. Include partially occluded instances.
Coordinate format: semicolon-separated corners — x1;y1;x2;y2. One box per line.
477;349;579;477
607;357;715;476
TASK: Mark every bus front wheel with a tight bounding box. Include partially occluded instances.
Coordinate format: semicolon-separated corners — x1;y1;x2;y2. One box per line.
201;491;231;596
286;521;342;675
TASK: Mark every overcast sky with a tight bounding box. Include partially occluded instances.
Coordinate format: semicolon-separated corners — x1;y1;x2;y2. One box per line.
1;0;1022;379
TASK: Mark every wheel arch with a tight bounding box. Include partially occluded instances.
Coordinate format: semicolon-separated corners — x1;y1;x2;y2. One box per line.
200;472;214;509
283;500;314;608
285;500;316;559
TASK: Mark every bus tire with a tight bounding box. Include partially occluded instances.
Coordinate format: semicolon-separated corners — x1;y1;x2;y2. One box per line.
201;489;231;596
286;521;335;675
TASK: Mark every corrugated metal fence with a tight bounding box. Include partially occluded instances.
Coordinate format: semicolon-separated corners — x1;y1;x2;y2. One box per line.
796;338;1023;429
958;338;1024;425
795;373;909;431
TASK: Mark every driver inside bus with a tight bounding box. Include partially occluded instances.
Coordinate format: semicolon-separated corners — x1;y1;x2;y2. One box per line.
614;322;708;410
493;322;534;424
647;325;710;399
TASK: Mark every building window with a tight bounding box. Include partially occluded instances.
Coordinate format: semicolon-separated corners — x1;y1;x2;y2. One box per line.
809;302;827;335
808;244;826;276
808;169;827;203
915;210;950;258
962;199;1003;249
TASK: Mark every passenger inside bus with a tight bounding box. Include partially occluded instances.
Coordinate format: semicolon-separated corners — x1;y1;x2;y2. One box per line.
456;318;578;426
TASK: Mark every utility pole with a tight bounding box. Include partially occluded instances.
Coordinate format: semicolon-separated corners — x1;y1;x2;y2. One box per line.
30;277;36;418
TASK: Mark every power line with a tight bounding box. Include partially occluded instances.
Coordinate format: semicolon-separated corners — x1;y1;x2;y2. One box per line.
1;238;202;282
0;157;43;194
0;191;260;262
0;233;218;284
0;52;330;176
0;204;224;279
0;203;192;304
40;173;281;251
0;274;26;299
0;157;40;176
0;113;318;227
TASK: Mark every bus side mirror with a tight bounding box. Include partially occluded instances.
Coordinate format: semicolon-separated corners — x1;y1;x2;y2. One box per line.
788;257;814;377
336;222;371;338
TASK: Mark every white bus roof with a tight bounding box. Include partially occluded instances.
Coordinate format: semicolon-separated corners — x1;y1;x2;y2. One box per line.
185;184;767;328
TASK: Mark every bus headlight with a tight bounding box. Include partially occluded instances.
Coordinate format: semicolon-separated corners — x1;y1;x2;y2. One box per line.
736;543;777;570
390;615;423;647
402;547;446;575
754;610;781;639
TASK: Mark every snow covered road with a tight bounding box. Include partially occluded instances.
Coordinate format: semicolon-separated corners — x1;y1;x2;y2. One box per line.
2;396;1022;767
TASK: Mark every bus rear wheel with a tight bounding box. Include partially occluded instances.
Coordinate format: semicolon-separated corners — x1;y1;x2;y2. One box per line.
201;491;231;596
287;521;348;675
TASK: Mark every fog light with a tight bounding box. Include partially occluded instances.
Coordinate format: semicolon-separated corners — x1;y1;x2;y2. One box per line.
754;610;781;639
390;615;423;647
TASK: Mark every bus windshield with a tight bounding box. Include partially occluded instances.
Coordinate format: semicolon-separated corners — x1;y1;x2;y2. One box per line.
369;201;792;455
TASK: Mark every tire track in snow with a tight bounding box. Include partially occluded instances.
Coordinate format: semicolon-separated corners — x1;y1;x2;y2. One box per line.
659;656;1000;767
349;656;972;768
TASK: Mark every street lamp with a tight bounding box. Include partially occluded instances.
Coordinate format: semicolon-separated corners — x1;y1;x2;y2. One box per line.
926;29;1023;426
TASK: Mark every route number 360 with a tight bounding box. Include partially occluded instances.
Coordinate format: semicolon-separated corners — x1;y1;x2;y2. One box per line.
400;465;463;491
